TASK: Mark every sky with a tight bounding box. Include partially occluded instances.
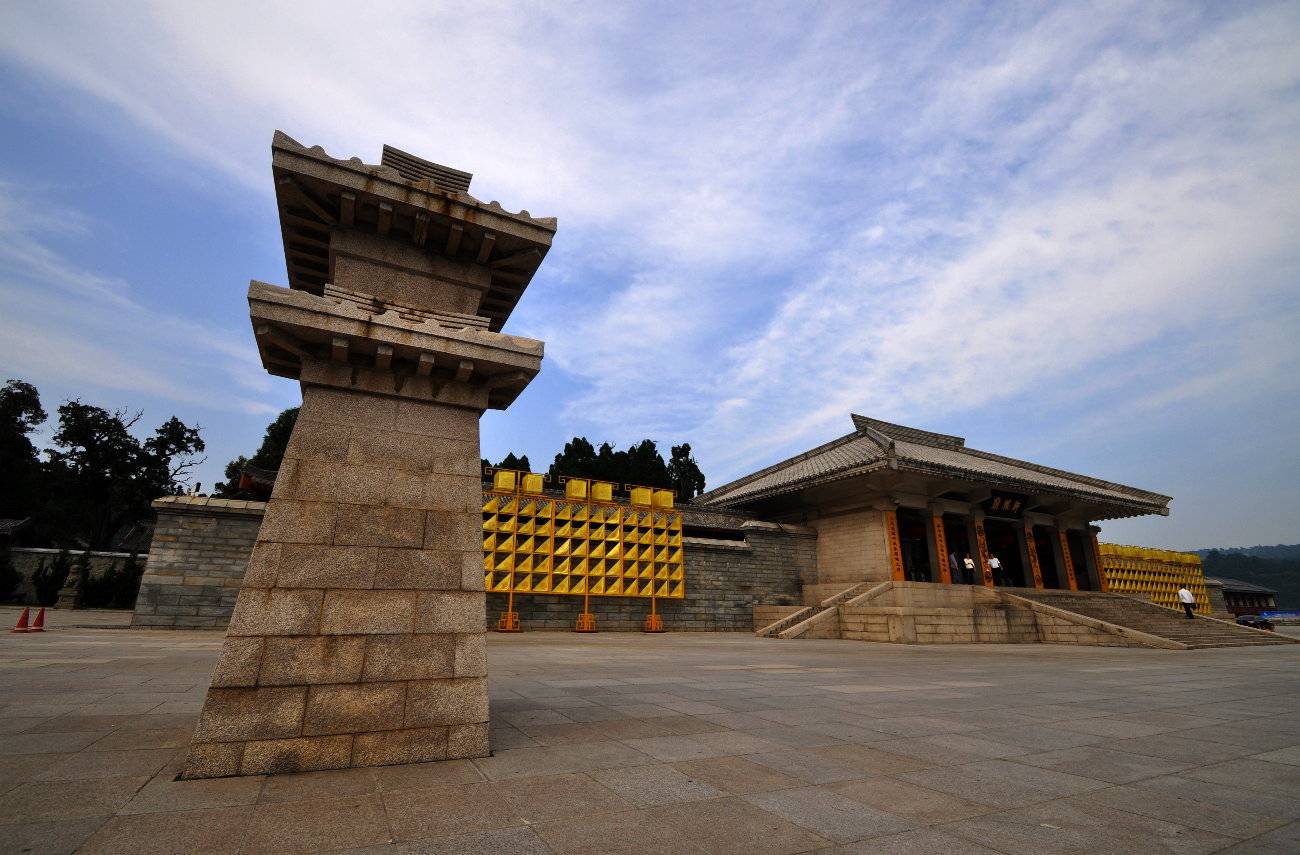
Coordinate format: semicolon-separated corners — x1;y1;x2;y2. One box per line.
1;0;1297;550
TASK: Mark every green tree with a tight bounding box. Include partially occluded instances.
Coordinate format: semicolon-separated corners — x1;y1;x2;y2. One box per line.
214;407;299;497
41;402;204;549
0;541;22;601
547;437;599;483
0;379;47;523
667;443;706;500
32;550;72;606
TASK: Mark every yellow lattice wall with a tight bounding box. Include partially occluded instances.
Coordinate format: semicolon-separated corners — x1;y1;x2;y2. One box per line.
482;474;684;600
1099;543;1209;615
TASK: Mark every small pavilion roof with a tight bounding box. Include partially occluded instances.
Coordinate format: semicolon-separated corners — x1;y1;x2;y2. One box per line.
1205;577;1278;595
695;415;1171;518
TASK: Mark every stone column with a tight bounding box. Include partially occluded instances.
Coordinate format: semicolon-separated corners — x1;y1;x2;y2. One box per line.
182;371;507;778
929;508;951;584
882;509;905;582
181;133;551;778
1022;522;1044;589
970;512;993;587
1087;525;1108;592
1053;525;1078;591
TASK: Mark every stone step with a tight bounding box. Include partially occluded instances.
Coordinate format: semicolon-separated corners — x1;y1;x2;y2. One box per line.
1012;590;1295;648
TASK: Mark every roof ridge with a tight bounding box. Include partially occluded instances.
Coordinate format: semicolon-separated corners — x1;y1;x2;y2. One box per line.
851;414;965;449
912;442;1171;503
696;430;867;503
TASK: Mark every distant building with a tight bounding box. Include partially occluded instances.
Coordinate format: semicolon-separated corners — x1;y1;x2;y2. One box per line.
1206;577;1278;616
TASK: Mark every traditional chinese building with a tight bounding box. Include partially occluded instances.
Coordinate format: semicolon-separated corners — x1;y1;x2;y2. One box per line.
696;414;1172;599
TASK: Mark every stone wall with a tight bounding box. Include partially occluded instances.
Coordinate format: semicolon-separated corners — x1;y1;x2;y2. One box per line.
131;496;265;628
131;502;817;632
810;509;890;584
7;549;144;606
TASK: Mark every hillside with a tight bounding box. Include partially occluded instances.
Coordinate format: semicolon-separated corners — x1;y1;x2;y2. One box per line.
1200;550;1300;611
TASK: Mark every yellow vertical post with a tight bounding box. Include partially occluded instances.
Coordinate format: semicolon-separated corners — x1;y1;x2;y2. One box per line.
1058;530;1078;591
932;515;951;584
884;509;905;582
973;519;994;587
1024;522;1044;589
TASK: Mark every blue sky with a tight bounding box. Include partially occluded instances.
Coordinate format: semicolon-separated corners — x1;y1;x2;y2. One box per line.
1;1;1297;549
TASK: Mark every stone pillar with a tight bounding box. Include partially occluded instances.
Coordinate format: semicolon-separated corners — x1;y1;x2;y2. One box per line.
929;509;951;584
1023;522;1044;589
882;509;905;582
1088;525;1108;592
181;133;552;779
1054;526;1078;591
182;363;521;778
970;512;993;587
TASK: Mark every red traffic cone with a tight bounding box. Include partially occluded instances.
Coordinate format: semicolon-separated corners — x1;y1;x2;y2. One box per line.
29;608;46;633
11;607;31;633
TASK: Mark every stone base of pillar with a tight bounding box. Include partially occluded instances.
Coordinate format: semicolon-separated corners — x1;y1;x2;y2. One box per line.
181;384;491;778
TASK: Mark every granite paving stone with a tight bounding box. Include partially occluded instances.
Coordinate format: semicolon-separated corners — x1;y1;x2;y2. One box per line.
0;626;1297;853
590;762;725;806
743;785;915;843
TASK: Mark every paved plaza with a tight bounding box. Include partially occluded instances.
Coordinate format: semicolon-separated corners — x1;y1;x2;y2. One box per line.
1;612;1298;854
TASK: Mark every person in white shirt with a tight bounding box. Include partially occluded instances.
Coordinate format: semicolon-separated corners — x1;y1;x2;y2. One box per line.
1177;587;1196;619
988;555;1003;586
961;555;976;585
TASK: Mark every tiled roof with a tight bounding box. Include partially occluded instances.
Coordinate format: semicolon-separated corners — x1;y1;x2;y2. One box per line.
696;414;1171;514
1205;577;1278;595
0;518;31;537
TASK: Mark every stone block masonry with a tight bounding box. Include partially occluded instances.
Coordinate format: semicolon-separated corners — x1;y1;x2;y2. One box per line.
133;506;817;633
182;386;495;778
131;497;263;628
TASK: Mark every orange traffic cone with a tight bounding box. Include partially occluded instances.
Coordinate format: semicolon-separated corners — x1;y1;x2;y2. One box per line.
29;608;46;633
11;607;31;633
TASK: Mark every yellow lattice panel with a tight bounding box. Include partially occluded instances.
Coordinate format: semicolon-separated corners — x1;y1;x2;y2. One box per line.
483;477;684;600
1099;543;1209;615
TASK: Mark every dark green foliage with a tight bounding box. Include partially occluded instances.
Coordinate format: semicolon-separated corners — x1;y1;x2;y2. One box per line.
667;443;707;500
215;407;299;497
40;402;204;549
80;552;145;610
32;550;72;607
0;379;47;524
543;437;706;498
0;542;22;601
72;550;92;608
1203;550;1300;610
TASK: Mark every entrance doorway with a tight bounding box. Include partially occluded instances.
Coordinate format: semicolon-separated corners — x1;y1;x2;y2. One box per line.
1065;529;1095;590
983;518;1026;587
1032;526;1063;589
896;508;934;582
942;516;976;584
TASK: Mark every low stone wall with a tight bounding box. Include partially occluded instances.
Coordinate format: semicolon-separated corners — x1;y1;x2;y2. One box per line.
131;501;817;631
7;549;143;606
131;496;265;628
753;605;805;630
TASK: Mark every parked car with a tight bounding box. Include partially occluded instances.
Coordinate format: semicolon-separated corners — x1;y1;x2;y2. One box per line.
1236;614;1275;631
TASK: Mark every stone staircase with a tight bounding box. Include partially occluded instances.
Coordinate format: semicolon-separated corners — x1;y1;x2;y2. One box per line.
1011;589;1298;649
755;581;881;638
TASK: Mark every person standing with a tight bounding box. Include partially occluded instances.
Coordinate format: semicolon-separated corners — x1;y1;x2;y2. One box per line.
948;551;960;583
1178;586;1196;619
988;554;1003;586
962;554;976;585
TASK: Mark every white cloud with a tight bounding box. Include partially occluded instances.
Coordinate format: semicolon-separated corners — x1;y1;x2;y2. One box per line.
0;185;277;415
2;0;1298;545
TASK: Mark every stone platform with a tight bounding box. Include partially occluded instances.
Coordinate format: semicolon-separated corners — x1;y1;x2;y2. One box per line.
2;626;1299;852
